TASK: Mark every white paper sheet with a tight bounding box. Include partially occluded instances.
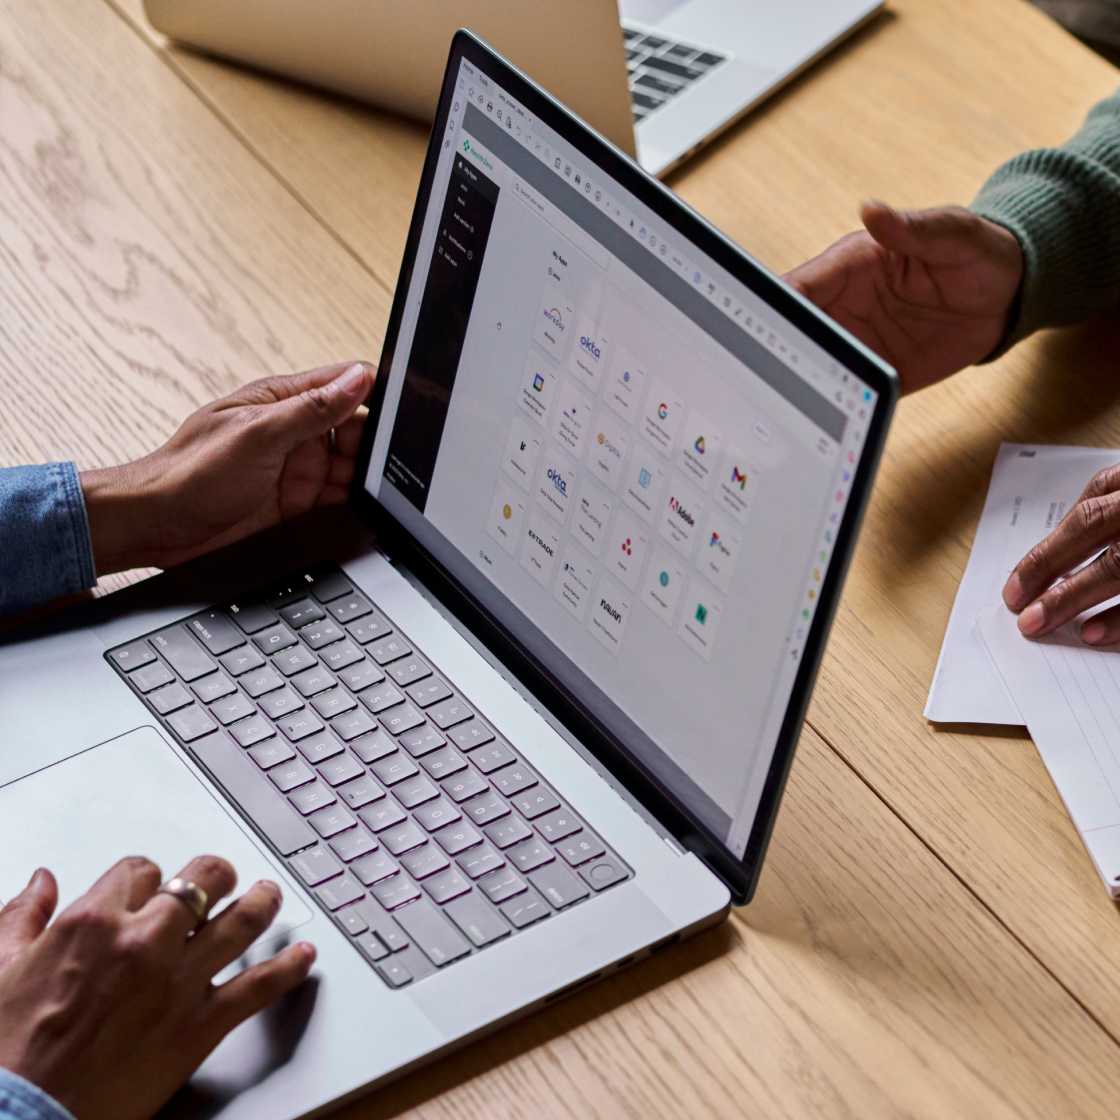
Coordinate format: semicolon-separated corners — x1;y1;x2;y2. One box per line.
980;606;1120;897
925;443;1120;725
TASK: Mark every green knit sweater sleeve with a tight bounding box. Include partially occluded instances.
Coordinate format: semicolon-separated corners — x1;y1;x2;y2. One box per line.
971;86;1120;357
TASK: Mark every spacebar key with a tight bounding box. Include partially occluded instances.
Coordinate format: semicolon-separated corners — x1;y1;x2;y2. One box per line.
190;732;314;856
394;899;472;966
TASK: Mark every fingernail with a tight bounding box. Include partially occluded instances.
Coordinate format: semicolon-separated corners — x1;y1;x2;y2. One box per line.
28;868;44;889
258;879;282;908
1082;620;1108;645
331;362;368;398
1003;572;1025;611
297;941;317;966
1019;601;1046;636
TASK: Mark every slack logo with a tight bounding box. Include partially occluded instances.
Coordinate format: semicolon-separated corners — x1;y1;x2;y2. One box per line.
668;495;695;528
546;467;569;497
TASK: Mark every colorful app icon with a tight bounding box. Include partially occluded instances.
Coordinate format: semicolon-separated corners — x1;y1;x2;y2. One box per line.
657;402;669;420
638;467;652;489
693;435;706;455
659;570;670;588
730;465;748;490
532;372;545;392
694;603;709;625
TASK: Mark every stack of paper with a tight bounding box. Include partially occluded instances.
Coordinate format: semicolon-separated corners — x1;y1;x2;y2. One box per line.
927;443;1120;896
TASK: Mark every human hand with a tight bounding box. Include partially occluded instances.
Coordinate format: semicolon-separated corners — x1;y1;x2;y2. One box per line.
0;855;314;1120
81;360;374;574
1003;465;1120;644
785;202;1023;393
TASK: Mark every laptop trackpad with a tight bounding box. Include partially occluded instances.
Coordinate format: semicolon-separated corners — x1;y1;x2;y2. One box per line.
0;726;312;952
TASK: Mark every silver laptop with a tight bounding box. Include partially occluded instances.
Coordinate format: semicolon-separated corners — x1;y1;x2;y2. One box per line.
144;0;883;176
0;34;895;1119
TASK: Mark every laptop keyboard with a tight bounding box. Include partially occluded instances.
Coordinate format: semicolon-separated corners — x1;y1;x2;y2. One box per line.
622;24;728;123
107;568;630;989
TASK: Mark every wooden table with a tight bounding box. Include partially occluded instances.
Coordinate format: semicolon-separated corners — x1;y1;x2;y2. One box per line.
4;0;1120;1115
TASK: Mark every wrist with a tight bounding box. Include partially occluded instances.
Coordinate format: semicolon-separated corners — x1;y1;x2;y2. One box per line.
80;460;167;576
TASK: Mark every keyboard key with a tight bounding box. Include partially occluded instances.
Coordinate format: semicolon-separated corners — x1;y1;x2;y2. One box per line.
308;804;356;839
393;774;439;809
396;899;473;968
529;862;590;909
309;570;353;603
150;681;192;715
435;820;483;856
220;645;265;677
448;722;495;752
259;687;303;720
358;800;406;833
413;796;462;832
247;739;295;770
376;958;412;987
268;758;314;793
327;595;372;624
535;807;582;842
229;603;277;634
484;815;534;850
420;746;467;780
399;843;450;880
337;774;384;809
479;866;528;904
492;764;536;797
334;904;369;937
381;819;426;856
276;709;324;743
167;704;217;742
399;725;446;758
301;619;345;650
456;844;504;880
445;893;510;948
230;713;274;748
337;660;384;692
472;741;517;774
289;844;342;886
381;704;424;736
279;598;325;629
330;708;377;741
131;660;173;693
109;639;156;672
289;780;335;815
665;42;696;60
462;791;509;826
631;89;664;112
253;623;297;655
371;874;421;910
638;33;667;48
359;681;404;714
316;872;364;911
556;831;605;867
633;70;683;96
387;657;431;687
351;849;398;886
694;50;725;66
369;636;411;665
351;729;397;765
500;892;550;929
321;640;363;672
330;826;377;862
355;931;388;961
578;857;629;892
273;644;317;677
507;837;554;873
210;691;255;726
185;611;246;656
370;751;418;787
427;696;474;729
310;688;356;720
241;666;284;698
513;787;560;819
291;665;335;698
347;615;392;645
443;770;488;803
150;626;216;682
318;751;364;787
420;862;474;907
406;678;452;708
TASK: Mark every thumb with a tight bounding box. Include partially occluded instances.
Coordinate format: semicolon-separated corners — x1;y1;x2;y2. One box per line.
0;868;58;959
861;200;985;266
260;361;373;449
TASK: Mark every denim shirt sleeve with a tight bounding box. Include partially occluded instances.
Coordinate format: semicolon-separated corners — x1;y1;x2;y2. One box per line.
0;464;96;617
0;1070;75;1120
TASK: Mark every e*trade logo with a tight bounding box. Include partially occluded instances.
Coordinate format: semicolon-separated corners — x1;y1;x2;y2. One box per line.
657;402;669;421
731;465;748;490
462;139;471;153
546;466;569;497
693;435;706;456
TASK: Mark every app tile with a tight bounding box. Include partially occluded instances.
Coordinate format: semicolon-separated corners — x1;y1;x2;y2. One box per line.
502;417;542;492
605;344;647;420
642;546;685;626
488;479;526;556
554;544;597;621
698;511;741;593
660;478;704;559
621;451;666;524
532;285;574;360
520;509;561;587
572;478;613;556
606;505;650;592
585;410;630;491
640;377;684;457
588;576;631;652
678;579;723;661
716;448;754;523
519;352;557;427
534;448;576;525
678;410;722;491
569;315;610;392
552;378;593;458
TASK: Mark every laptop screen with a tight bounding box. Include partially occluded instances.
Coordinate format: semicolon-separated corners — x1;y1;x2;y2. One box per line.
364;47;886;864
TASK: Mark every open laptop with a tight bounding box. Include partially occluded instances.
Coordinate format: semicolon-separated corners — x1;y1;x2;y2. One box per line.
0;32;895;1119
144;0;883;176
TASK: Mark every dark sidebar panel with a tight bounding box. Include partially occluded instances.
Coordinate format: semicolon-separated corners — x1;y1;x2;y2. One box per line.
383;153;499;512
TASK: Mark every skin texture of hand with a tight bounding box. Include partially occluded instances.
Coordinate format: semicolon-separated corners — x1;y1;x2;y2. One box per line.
785;202;1024;393
1004;464;1120;644
81;360;374;575
0;855;315;1120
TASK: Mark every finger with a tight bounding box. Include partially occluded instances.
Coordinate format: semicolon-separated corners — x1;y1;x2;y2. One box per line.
1081;603;1120;646
861;201;983;265
1004;491;1120;611
1015;542;1120;638
139;854;237;941
187;880;282;979
333;409;367;459
81;855;163;912
327;454;357;489
206;942;316;1038
783;231;865;307
0;868;58;956
315;483;350;507
251;362;373;450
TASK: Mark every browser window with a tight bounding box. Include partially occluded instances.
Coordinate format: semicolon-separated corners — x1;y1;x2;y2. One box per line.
366;58;876;857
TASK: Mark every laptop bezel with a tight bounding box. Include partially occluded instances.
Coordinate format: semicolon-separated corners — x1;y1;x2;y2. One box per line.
352;29;897;904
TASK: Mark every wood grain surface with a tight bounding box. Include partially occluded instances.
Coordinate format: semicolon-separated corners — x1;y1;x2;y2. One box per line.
5;0;1120;1115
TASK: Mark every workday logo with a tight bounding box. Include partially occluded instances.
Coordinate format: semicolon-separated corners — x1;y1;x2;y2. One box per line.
668;495;695;528
546;466;569;498
542;306;565;330
579;335;602;362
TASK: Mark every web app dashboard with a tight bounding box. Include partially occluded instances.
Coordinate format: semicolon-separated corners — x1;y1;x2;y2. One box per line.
367;60;875;854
